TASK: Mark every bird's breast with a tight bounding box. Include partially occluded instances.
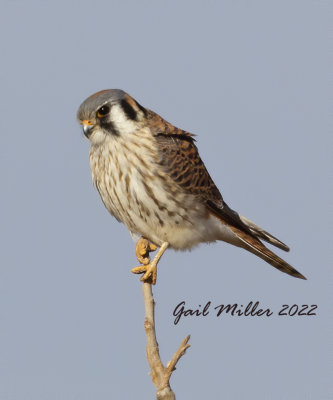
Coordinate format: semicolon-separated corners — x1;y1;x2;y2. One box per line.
89;134;219;249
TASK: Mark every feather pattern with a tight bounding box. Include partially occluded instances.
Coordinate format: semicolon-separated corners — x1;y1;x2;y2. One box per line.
77;89;306;280
151;110;305;279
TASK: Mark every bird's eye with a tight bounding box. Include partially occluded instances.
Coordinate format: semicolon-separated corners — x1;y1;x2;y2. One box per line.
97;105;110;118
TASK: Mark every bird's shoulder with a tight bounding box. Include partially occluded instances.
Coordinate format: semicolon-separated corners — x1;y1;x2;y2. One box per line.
145;109;257;236
146;109;223;207
146;109;195;140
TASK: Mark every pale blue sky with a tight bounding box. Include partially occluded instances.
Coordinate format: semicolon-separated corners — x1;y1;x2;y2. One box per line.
0;1;331;399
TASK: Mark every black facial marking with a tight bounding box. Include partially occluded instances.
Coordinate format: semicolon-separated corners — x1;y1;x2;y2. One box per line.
121;99;138;121
100;119;120;136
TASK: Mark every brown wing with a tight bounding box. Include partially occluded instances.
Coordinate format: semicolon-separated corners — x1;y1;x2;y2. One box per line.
150;112;306;279
149;109;253;234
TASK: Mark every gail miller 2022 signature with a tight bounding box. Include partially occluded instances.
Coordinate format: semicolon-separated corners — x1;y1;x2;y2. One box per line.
172;301;318;325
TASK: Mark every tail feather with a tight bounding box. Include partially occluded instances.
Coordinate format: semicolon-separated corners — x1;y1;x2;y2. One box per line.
239;215;290;252
228;224;306;280
206;201;306;280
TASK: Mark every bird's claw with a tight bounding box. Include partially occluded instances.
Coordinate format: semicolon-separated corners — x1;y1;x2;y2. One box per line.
132;239;168;285
135;237;157;265
131;263;157;285
132;238;158;284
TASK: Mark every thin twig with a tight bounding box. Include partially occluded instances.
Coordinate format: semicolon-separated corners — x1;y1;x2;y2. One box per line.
142;282;191;399
163;335;191;387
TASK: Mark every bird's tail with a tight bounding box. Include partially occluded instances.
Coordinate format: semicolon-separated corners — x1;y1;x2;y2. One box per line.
228;223;306;280
239;215;290;251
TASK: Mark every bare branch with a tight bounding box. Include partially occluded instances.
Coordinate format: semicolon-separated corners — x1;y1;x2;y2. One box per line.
163;335;191;387
142;282;191;399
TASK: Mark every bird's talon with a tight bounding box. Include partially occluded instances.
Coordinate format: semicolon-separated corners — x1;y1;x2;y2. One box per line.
131;263;157;285
148;243;157;251
131;265;147;274
132;241;168;285
135;238;157;265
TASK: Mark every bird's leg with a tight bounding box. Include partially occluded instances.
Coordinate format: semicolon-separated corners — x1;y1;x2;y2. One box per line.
132;241;169;285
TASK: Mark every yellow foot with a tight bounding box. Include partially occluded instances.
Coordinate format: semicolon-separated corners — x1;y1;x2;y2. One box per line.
132;241;169;285
132;262;158;284
135;237;157;265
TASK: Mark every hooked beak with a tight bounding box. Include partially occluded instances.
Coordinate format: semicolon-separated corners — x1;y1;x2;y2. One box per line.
81;120;94;138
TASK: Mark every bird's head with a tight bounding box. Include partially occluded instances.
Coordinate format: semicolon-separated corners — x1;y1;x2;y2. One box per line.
77;89;148;145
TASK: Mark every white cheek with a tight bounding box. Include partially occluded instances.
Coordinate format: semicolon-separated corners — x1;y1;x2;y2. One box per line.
90;128;107;146
111;104;137;135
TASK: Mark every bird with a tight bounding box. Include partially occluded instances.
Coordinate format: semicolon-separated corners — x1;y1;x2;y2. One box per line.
77;89;306;284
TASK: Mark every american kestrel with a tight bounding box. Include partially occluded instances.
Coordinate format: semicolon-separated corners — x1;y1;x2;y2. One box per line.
77;89;306;284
